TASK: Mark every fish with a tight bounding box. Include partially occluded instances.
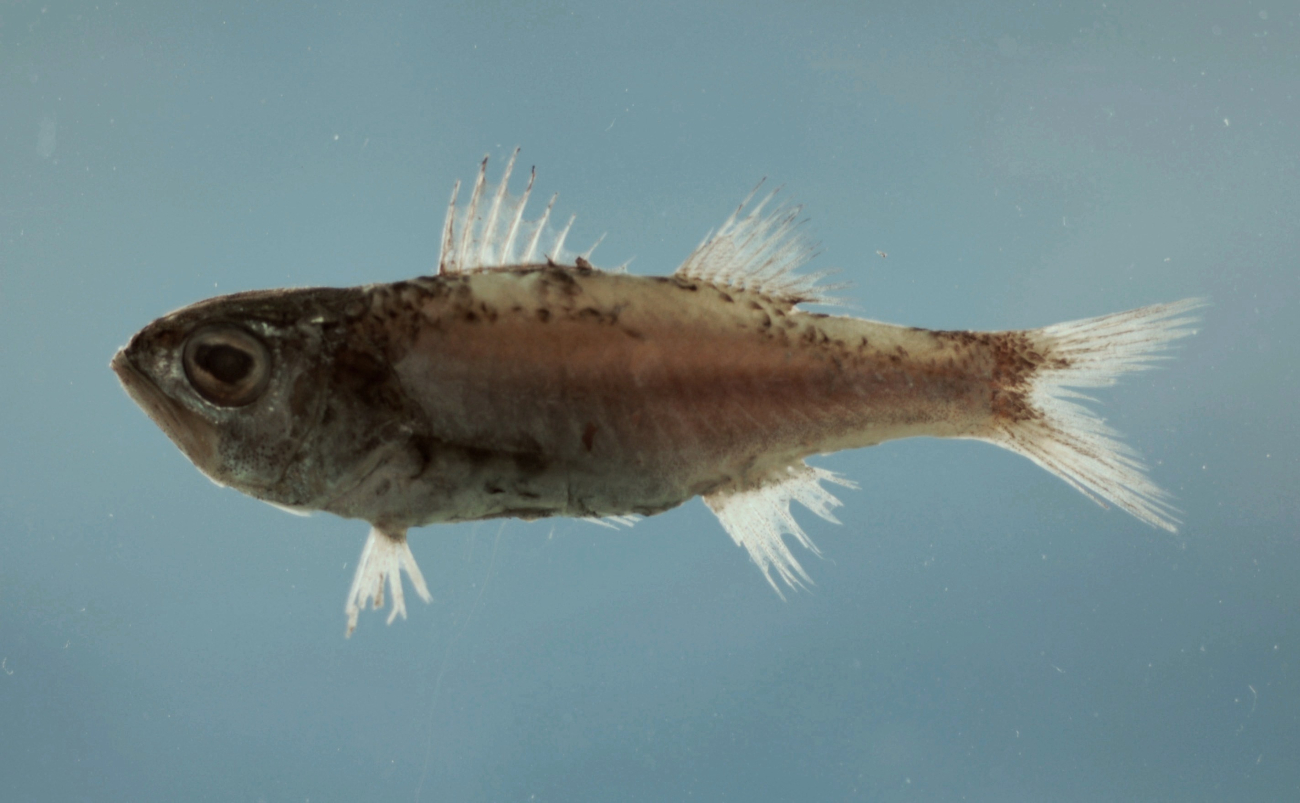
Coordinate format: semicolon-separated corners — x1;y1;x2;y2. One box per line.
111;151;1204;636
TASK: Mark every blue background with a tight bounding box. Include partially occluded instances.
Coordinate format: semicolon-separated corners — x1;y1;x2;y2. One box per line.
2;1;1297;800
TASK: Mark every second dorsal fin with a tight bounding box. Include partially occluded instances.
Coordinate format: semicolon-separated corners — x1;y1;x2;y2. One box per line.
674;184;842;307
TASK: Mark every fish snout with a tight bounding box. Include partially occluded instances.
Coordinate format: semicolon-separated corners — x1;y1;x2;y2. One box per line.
112;346;220;472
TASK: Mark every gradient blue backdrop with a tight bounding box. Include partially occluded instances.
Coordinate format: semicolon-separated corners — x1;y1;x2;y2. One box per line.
2;1;1296;800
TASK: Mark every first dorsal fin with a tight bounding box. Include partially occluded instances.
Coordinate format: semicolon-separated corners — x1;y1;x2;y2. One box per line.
674;184;842;307
438;150;601;274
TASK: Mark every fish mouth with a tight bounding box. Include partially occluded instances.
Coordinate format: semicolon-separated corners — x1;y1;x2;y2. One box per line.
111;348;219;471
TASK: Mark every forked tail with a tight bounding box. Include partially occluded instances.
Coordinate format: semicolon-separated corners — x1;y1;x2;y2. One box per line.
978;298;1206;531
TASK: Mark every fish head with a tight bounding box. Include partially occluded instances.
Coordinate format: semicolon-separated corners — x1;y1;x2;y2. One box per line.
112;287;356;507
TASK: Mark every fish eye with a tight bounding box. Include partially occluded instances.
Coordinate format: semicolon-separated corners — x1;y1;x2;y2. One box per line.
182;325;271;407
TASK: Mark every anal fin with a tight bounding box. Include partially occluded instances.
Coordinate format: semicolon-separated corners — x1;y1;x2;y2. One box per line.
703;462;857;596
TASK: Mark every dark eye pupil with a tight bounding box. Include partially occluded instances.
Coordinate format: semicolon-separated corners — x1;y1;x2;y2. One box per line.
194;344;253;384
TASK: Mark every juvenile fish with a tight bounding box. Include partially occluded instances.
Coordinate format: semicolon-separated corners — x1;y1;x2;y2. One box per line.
112;152;1204;635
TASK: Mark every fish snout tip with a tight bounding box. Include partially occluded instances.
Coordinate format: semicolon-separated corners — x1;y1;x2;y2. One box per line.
110;346;130;376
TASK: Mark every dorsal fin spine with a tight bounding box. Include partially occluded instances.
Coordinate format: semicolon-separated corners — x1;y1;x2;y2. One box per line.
438;180;461;274
477;148;518;267
501;166;535;265
457;157;489;267
523;193;557;263
550;214;576;261
436;154;591;274
581;232;606;260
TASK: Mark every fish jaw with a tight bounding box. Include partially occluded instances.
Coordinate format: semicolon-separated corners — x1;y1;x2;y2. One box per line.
111;347;221;476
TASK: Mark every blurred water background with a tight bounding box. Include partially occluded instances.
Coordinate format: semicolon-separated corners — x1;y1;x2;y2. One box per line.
2;1;1297;800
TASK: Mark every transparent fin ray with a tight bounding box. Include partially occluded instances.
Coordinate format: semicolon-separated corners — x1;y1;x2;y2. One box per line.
978;298;1207;532
438;150;602;274
344;526;433;637
703;462;858;596
675;183;842;307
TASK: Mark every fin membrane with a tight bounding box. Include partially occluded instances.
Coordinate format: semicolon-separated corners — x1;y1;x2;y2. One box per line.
981;298;1206;532
344;526;432;637
439;149;602;274
675;184;840;306
704;462;858;595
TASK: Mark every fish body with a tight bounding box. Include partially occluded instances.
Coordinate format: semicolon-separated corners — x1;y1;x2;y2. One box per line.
112;153;1203;634
364;268;989;522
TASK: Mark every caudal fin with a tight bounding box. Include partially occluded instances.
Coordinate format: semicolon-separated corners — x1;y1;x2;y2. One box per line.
980;298;1206;532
